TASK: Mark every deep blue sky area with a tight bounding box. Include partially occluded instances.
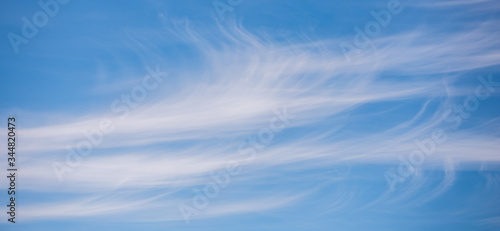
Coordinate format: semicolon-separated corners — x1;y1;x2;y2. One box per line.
0;0;499;230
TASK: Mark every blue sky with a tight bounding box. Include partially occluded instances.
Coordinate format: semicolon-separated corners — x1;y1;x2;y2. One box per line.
1;0;500;230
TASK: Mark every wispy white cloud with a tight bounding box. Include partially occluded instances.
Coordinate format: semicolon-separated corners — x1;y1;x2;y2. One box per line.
3;7;500;223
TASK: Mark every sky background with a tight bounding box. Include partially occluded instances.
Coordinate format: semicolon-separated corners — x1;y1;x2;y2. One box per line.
0;0;500;230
